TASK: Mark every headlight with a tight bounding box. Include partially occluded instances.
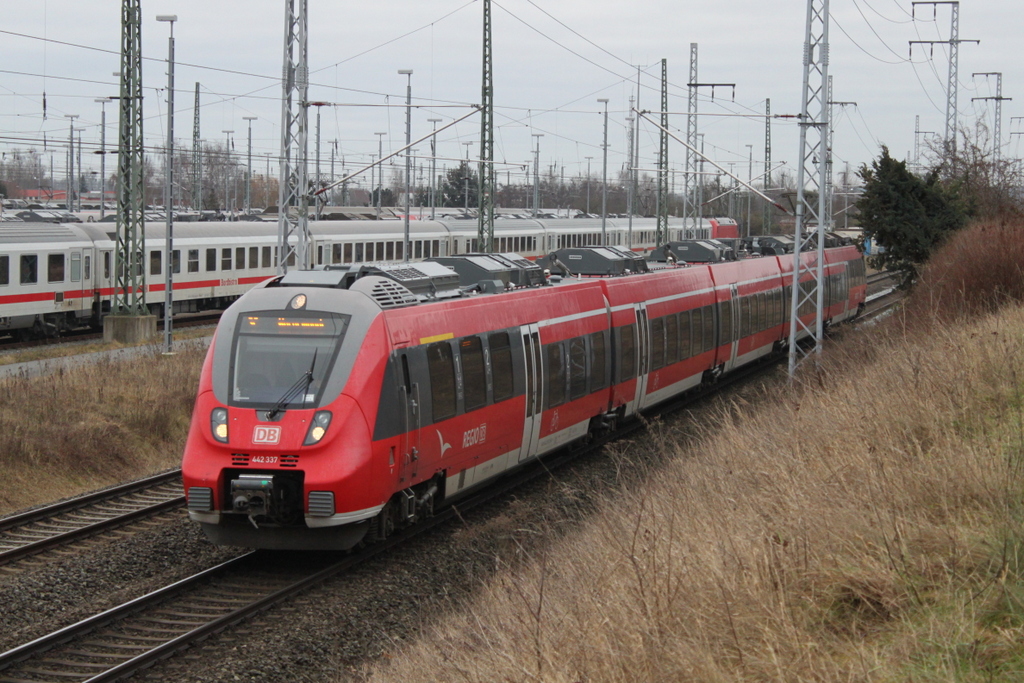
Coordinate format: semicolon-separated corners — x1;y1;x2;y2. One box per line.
304;411;332;445
211;407;229;443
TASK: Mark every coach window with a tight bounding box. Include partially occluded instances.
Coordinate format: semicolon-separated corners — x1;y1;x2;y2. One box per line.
545;343;566;408
617;324;637;382
221;248;232;271
589;331;607;391
103;252;111;280
48;254;66;283
262;246;273;269
84;255;91;280
386;242;394;261
649;317;665;370
71;253;82;282
427;342;457;422
171;250;181;275
460;337;487;412
569;337;587;400
665;313;679;363
149;250;161;276
20;254;38;285
413;241;422;259
188;249;200;273
0;255;9;286
678;311;691;359
718;300;731;346
375;242;384;261
235;247;245;270
354;243;363;262
206;248;217;272
489;332;514;402
703;305;715;350
691;308;702;355
249;247;259;269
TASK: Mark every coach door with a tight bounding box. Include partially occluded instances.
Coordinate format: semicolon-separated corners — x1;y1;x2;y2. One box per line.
519;323;543;463
723;285;740;372
634;304;651;411
398;353;421;482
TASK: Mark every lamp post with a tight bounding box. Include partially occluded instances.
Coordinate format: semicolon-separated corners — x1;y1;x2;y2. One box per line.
427;118;441;219
598;98;609;245
531;133;543;217
584;156;593;214
94;99;112;219
156;14;177;354
374;132;386;219
64;114;79;212
243;116;257;215
398;70;413;261
221;130;233;216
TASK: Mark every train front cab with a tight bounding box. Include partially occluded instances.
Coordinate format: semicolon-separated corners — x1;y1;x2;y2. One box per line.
182;280;394;550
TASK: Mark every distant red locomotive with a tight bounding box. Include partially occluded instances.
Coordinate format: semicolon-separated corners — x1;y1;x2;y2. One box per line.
181;244;866;550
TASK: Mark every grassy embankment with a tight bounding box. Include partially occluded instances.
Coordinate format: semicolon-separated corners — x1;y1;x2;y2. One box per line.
363;216;1024;682
0;344;205;515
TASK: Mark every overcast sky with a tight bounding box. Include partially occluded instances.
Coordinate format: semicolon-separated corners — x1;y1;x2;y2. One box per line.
1;0;1019;193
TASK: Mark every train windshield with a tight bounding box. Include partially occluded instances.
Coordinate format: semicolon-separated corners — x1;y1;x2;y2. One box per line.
230;311;351;407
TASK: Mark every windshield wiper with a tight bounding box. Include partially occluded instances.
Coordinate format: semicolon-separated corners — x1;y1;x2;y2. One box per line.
266;349;317;420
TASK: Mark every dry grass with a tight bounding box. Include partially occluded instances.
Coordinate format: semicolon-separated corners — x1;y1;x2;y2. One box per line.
362;219;1024;681
0;325;214;366
0;345;205;515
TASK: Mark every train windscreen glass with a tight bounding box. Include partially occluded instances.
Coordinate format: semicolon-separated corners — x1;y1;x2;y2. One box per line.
230;311;351;407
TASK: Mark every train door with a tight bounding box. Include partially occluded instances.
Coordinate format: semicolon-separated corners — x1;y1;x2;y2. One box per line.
68;250;87;319
398;353;421;483
634;304;651;411
518;323;543;463
723;285;740;372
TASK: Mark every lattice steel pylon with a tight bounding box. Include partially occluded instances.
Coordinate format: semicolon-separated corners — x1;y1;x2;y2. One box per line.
113;0;146;315
910;2;977;159
787;0;830;379
656;58;668;246
762;98;771;235
192;82;201;210
277;0;310;274
478;0;495;252
971;72;1010;166
685;44;698;239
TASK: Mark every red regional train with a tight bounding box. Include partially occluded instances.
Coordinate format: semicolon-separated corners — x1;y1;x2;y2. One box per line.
181;244;866;550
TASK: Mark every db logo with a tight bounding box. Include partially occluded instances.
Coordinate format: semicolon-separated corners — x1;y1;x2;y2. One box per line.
253;426;281;445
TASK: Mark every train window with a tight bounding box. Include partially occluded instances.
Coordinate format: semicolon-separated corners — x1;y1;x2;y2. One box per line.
738;297;749;338
250;247;259;269
287;252;296;267
427;342;457;422
84;256;91;281
21;254;38;285
590;331;607;391
489;332;514;402
171;250;181;275
365;243;375;262
650;317;665;370
719;299;731;345
386;242;394;261
433;240;441;257
460;337;487;412
617;324;637;382
149;251;161;277
569;337;587;400
677;312;690;359
376;242;384;261
341;244;352;264
71;253;81;282
665;313;679;363
103;252;111;280
703;306;715;351
354;243;364;262
188;250;200;273
206;249;217;272
545;343;566;408
0;255;9;286
316;245;323;266
264;247;273;269
414;241;422;259
331;244;341;263
45;254;64;283
237;247;246;270
691;308;703;354
396;241;404;261
221;248;232;271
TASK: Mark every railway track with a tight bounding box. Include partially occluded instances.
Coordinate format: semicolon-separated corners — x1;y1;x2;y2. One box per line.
0;470;185;570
